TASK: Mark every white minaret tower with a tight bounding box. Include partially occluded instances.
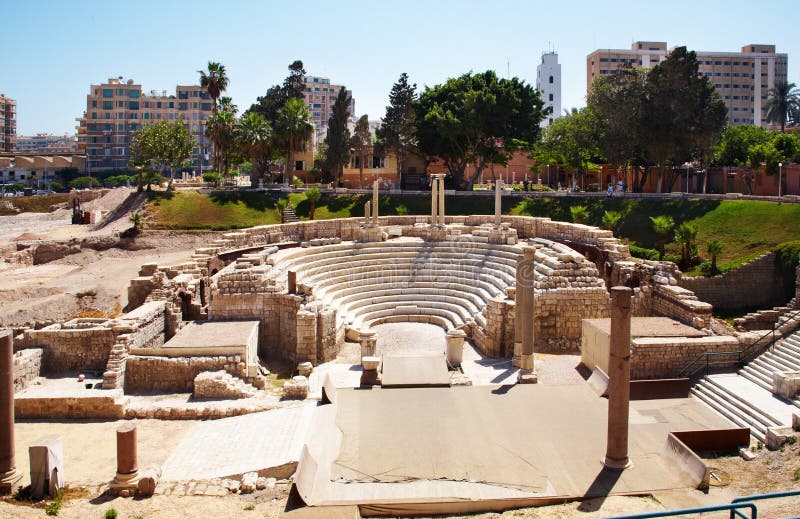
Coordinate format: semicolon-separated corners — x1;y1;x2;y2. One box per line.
536;51;561;128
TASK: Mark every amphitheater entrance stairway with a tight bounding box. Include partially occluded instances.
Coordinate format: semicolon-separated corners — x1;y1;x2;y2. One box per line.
691;330;800;442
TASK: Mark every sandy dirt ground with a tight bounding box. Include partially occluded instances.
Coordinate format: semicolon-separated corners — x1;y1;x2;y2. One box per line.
0;188;214;326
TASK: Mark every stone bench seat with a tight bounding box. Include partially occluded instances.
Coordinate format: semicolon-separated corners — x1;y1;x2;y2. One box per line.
352;305;464;331
308;267;512;296
339;293;481;321
332;286;486;313
299;257;517;285
321;280;496;305
347;298;473;326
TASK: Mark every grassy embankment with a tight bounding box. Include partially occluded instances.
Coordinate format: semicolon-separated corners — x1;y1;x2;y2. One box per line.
143;191;800;269
0;194;73;215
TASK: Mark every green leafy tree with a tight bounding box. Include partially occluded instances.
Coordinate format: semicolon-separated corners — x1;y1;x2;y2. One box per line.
641;47;727;193
376;73;418;186
650;215;675;260
415;70;547;190
706;240;724;275
198;61;229;112
765;81;799;132
132;120;195;189
142;171;162;191
276;98;314;185
587;68;648;190
715;124;774;194
351;114;371;186
535;108;602;190
324;87;352;186
306;187;321;220
236;112;273;185
674;222;698;269
570;205;589;224
69;176;100;189
247;60;306;124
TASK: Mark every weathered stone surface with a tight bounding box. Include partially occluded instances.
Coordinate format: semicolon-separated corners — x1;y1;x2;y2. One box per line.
282;376;309;399
193;371;257;399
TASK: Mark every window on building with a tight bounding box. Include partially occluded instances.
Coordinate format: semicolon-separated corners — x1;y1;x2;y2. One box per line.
294;160;304;171
102;101;113;110
372;156;385;169
129;101;139;110
103;89;113;98
548;93;553;101
549;118;553;124
178;102;188;110
549;75;554;83
178;91;188;99
201;103;212;111
116;89;124;96
129;90;140;98
91;100;97;108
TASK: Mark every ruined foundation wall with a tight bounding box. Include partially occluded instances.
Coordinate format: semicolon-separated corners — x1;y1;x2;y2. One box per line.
125;355;247;392
679;253;785;311
13;347;43;393
631;336;740;379
21;324;115;374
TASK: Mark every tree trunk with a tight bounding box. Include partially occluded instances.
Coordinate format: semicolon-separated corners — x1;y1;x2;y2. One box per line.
656;165;664;193
137;171;143;193
358;158;364;187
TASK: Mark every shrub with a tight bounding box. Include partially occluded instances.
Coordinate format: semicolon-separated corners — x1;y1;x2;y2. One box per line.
775;240;800;299
3;183;26;192
68;176;100;189
570;205;589;224
104;509;118;519
45;489;64;516
629;245;660;261
244;504;255;511
103;175;130;188
48;181;65;193
292;177;304;187
530;184;553;192
202;172;221;185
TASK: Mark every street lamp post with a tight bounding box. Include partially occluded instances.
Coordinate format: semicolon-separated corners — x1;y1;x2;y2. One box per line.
778;162;783;198
684;163;690;194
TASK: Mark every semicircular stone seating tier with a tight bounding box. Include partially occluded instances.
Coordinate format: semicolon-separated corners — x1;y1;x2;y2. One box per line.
270;238;521;331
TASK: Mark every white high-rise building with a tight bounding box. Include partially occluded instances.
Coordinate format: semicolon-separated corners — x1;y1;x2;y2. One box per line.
536;52;561;128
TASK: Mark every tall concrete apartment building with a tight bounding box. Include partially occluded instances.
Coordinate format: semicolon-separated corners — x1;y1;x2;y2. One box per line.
536;52;562;128
76;77;213;171
0;94;16;152
587;42;788;127
16;133;77;154
302;75;355;146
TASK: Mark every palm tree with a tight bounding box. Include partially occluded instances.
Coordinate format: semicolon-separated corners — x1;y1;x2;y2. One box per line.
276;98;314;186
650;215;675;261
198;62;229;112
236;112;272;186
601;210;622;233
765;81;799;132
706;240;724;276
205;109;237;177
306;187;321;220
570;205;589;224
674;222;698;268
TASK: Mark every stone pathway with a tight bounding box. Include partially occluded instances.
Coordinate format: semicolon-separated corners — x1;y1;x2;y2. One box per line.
160;402;316;481
373;322;446;357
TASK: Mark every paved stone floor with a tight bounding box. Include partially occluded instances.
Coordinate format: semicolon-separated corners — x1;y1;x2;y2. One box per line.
160;402;316;481
373;322;446;357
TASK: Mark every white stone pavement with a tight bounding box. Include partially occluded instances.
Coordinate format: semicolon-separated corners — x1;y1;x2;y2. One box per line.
160;401;316;481
708;373;797;426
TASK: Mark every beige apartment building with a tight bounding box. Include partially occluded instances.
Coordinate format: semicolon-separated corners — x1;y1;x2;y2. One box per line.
16;133;77;154
302;75;355;147
0;94;16;153
76;77;213;171
587;42;788;127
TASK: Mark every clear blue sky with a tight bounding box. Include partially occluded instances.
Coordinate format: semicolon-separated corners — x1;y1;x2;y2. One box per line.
3;0;798;135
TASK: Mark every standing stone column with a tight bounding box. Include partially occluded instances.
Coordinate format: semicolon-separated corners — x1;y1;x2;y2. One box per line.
438;175;446;225
494;179;503;226
517;246;538;383
364;201;371;225
0;330;22;494
359;331;377;362
430;175;438;225
512;266;524;368
372;181;379;226
111;423;139;490
604;286;633;469
287;271;297;294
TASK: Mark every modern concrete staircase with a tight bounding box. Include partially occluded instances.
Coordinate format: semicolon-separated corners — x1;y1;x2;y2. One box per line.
691;329;800;441
282;203;299;223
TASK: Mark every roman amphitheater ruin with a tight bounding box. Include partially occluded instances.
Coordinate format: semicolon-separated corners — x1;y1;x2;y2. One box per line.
2;183;800;515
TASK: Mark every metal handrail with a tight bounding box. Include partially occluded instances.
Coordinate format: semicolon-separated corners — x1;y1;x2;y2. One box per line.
678;308;800;379
603;502;757;519
731;489;800;519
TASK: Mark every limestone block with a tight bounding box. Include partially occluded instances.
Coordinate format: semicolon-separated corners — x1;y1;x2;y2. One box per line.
773;371;800;399
297;361;313;377
282;376;309;399
240;471;258;494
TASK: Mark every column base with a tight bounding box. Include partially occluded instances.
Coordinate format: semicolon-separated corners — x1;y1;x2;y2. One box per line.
517;370;538;384
0;468;22;495
110;470;140;493
519;353;534;371
602;457;633;470
511;342;522;368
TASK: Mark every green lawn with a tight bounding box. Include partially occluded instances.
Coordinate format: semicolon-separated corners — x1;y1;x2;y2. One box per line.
144;191;800;276
146;191;281;230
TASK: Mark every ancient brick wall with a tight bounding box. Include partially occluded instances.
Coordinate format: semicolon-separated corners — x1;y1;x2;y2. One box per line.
630;336;740;379
125;355;246;392
21;323;115;374
679;253;785;311
13;347;43;393
15;391;125;419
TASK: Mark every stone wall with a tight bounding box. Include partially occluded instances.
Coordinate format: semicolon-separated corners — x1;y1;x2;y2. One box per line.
20;320;116;374
15;390;126;419
13;347;43;393
630;336;740;379
679;253;785;311
125;355;247;392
